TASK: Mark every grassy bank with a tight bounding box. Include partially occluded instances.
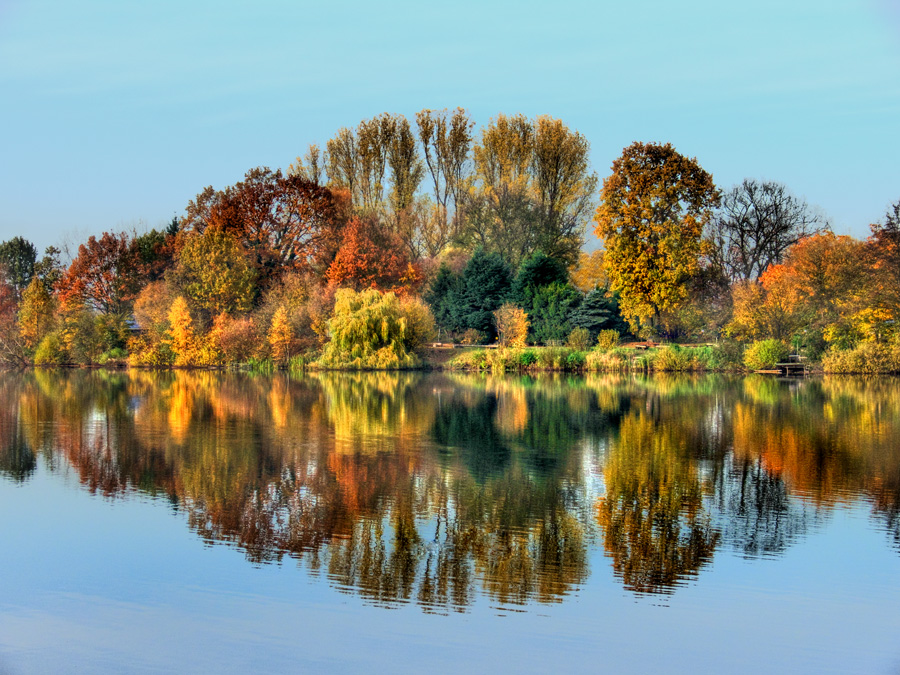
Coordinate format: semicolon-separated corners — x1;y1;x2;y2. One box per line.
443;343;744;373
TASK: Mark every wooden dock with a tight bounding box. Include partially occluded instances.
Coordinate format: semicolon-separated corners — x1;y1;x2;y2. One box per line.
776;362;808;376
755;355;808;376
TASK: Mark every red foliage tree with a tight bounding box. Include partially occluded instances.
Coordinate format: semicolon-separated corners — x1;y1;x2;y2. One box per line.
57;232;146;315
325;216;419;293
182;168;341;280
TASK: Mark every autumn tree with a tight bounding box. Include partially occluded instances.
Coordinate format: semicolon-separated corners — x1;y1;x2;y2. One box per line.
267;305;295;363
781;233;868;346
290;143;326;185
728;270;804;342
56;231;145;316
709;179;827;282
530;115;598;263
17;278;56;352
182;167;339;279
132;228;177;282
167;296;218;366
0;281;27;365
170;228;257;317
867;198;900;324
494;303;529;348
416;107;475;252
326;126;361;204
386;115;425;218
318;288;418;369
594;142;719;335
463;114;597;267
128;280;178;366
570;249;607;292
325;216;415;293
728;233;867;348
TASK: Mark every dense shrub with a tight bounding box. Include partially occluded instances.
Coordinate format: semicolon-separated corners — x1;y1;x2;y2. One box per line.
566;350;587;369
517;349;538;367
743;339;789;371
34;332;66;365
567;327;591;351
586;347;630;371
822;341;900;374
653;345;694;372
596;329;620;352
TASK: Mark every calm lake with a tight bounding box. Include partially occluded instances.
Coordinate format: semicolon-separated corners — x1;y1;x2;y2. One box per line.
1;370;899;673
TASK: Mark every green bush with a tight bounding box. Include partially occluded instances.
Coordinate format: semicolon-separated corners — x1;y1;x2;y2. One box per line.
448;349;489;370
567;327;592;351
653;345;693;372
98;347;127;365
596;330;620;352
34;332;66;366
538;346;571;369
743;339;789;371
517;349;538;367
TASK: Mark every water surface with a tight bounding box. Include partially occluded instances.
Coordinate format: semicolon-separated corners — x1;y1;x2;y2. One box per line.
1;371;899;673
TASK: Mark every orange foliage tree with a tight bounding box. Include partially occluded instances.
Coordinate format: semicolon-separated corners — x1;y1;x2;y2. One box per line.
325;216;418;293
729;233;868;345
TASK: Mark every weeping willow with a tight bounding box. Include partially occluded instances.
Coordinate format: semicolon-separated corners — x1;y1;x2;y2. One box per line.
318;289;419;369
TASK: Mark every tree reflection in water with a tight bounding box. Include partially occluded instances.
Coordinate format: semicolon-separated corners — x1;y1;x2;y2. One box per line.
2;369;900;604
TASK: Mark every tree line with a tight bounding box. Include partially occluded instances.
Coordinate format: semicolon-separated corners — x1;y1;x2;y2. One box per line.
0;108;897;368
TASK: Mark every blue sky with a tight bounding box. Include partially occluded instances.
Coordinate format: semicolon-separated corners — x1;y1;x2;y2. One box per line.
1;0;899;255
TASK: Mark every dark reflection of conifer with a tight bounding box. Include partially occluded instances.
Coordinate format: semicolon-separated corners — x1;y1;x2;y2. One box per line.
431;394;511;481
0;377;34;482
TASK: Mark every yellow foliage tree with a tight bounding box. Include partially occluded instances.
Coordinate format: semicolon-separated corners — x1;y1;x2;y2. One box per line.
593;142;719;335
17;278;55;352
267;306;294;363
493;303;529;348
173;229;256;315
570;250;607;292
168;296;219;366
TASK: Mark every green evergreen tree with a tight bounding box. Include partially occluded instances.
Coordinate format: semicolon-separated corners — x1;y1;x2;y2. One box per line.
530;282;582;344
0;237;37;295
569;288;629;339
423;263;461;334
511;251;569;305
451;249;512;338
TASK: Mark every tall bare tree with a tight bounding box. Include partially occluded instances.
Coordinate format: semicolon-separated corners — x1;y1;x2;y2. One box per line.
290;144;326;185
464;114;596;267
709;179;828;282
416;108;474;250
